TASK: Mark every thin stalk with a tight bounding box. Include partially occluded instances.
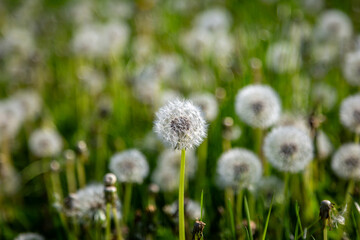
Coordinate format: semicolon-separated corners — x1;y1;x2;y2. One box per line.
226;198;236;240
323;219;328;240
281;173;290;238
236;189;243;227
262;196;273;240
196;138;208;201
66;159;77;193
122;182;133;224
244;196;253;240
113;207;123;240
106;203;111;240
179;149;186;240
76;157;86;188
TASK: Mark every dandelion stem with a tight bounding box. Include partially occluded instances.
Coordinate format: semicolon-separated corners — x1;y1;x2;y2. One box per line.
76;157;86;188
113;206;123;240
236;189;243;227
106;203;111;240
123;182;133;224
179;149;186;240
323;219;328;240
66;158;77;193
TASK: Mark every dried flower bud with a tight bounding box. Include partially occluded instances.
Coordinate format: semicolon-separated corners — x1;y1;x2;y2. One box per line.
104;186;117;205
76;140;88;157
192;219;206;240
64;149;76;163
320;200;334;220
50;160;61;172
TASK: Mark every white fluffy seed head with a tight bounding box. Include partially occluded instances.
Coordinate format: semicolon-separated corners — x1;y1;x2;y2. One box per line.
14;233;44;240
316;130;333;160
331;143;360;180
152;167;179;192
164;199;202;220
276;112;311;136
63;183;121;222
28;128;63;158
254;176;284;208
266;41;301;73
216;148;262;191
11;90;42;121
194;7;232;34
190;92;219;121
0;100;24;141
314;10;352;43
343;51;360;86
235;85;281;129
109;149;149;183
311;83;337;110
263;126;314;172
154;99;207;150
340;94;360;134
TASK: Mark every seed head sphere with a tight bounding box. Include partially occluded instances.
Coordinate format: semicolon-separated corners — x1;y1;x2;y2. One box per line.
154;99;207;150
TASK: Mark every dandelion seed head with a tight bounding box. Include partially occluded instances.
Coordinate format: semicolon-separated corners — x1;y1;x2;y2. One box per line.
340;94;360;134
154;99;207;150
11;90;42;121
216;148;262;191
264;126;314;172
235;85;281;129
0;100;24;141
152;167;179;192
343;51;360;86
266;41;301;73
311;83;337;110
316;130;333;160
109;149;149;183
164;199;202;220
190;92;219;121
276;113;311;136
314;10;352;43
29;128;63;158
331;143;360;180
14;233;44;240
63;183;121;222
254;176;284;208
194;8;232;34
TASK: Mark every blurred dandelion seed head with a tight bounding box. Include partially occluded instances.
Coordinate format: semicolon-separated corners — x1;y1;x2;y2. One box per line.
109;149;149;184
29;128;63;158
190;92;219;122
332;143;360;180
216;148;262;191
264;126;314;172
14;233;44;240
340;94;360;134
235;85;281;129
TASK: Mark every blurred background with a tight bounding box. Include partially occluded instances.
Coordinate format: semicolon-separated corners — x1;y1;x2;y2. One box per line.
1;0;360;239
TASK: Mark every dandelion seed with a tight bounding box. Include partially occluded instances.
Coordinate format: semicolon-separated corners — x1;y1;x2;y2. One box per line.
235;85;281;129
343;51;360;86
154;99;207;150
28;128;63;158
263;126;314;172
216;148;262;191
190;92;219;122
331;143;360;180
63;183;121;222
340;94;360;134
109;149;149;184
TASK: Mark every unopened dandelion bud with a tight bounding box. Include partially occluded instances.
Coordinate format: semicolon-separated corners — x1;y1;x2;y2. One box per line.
320;200;334;220
215;87;226;100
64;149;76;163
104;173;117;187
148;183;160;195
50;160;61;172
76;140;88;158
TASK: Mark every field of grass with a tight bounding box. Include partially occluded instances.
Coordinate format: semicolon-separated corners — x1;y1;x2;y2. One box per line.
1;0;360;239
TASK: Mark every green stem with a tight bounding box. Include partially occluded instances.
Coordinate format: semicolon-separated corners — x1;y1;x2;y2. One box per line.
344;180;355;211
244;196;253;240
106;203;111;240
113;207;123;240
236;189;243;227
281;173;290;238
323;219;328;240
179;149;186;240
123;182;133;224
196;138;208;201
66;159;77;193
76;158;86;188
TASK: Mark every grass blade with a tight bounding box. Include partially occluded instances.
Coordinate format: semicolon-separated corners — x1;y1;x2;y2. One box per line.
262;196;274;240
200;189;204;222
226;198;236;240
244;196;253;240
